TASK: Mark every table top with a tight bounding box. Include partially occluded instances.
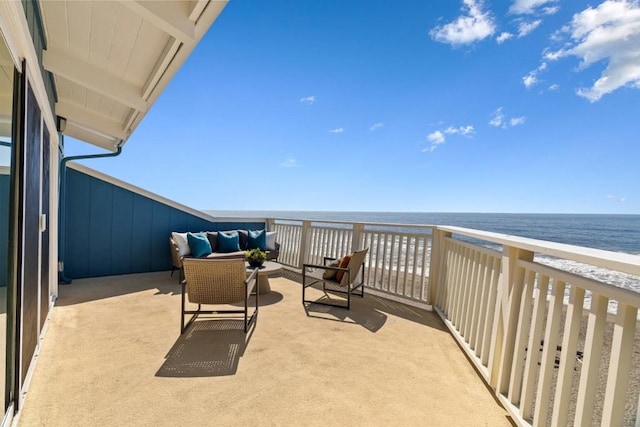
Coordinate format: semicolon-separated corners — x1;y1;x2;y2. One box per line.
246;261;282;275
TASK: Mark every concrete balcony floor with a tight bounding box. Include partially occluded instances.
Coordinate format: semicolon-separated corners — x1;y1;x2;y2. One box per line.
17;270;512;426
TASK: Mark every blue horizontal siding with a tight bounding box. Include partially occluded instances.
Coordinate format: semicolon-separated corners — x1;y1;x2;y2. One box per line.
65;168;264;279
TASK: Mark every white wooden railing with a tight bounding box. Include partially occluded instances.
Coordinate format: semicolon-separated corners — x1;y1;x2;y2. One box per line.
268;218;433;304
268;218;640;426
431;226;640;427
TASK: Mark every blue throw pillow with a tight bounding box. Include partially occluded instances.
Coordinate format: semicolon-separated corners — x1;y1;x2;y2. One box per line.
247;229;267;251
187;232;212;257
218;231;240;253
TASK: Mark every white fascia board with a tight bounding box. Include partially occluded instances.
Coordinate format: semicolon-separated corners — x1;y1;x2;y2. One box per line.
129;0;227;132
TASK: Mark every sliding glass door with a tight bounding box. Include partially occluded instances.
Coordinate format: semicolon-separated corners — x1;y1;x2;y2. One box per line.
0;31;15;420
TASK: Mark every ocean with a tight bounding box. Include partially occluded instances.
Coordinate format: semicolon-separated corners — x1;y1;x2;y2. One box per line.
206;211;640;255
205;211;640;299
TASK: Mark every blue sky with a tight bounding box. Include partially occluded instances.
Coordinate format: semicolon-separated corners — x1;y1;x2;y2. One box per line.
67;0;640;214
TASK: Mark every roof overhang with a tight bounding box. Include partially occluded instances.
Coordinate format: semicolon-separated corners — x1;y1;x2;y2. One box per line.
40;0;227;151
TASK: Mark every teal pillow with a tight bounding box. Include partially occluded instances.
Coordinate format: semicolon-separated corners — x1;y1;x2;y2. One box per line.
247;229;267;251
187;232;212;257
218;231;240;253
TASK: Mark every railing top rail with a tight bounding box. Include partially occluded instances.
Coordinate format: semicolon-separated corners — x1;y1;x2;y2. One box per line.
438;225;640;276
518;259;640;306
270;217;435;230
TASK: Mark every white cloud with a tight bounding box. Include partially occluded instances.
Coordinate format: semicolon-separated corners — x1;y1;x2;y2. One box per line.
549;83;560;91
430;0;495;46
544;0;640;102
489;107;505;127
607;194;626;203
490;107;525;128
510;116;526;126
523;73;538;88
428;131;445;144
423;124;474;153
510;0;557;15
299;96;316;104
497;32;514;43
522;61;548;88
424;131;446;152
329;127;344;133
370;122;384;131
280;158;299;168
518;19;542;37
444;125;475;135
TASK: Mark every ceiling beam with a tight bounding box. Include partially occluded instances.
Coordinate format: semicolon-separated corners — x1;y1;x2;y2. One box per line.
56;100;130;141
189;0;209;22
64;122;120;152
43;47;147;112
119;0;196;43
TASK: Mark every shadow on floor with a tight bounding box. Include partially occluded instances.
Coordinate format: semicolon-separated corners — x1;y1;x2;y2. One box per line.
56;271;180;306
283;267;447;332
156;318;254;377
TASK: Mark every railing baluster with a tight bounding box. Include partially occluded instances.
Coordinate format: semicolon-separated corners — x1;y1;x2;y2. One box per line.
381;233;389;292
552;285;585;426
420;235;430;302
520;274;549;421
508;269;535;405
602;303;638;426
463;250;481;342
533;279;566;426
388;233;397;294
481;256;500;366
403;235;411;296
574;293;608;426
473;253;489;356
373;232;381;290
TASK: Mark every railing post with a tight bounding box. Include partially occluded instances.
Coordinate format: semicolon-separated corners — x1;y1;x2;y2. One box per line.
351;222;364;252
488;244;533;391
266;218;275;231
298;220;311;269
428;227;451;307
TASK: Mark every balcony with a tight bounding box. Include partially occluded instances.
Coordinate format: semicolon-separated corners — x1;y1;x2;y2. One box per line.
16;270;511;426
16;219;640;426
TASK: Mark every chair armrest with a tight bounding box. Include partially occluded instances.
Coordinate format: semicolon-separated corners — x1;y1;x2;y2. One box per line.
323;256;338;265
303;263;348;272
274;242;281;251
245;268;259;293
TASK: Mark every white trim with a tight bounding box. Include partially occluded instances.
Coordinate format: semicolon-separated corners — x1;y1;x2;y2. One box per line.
0;0;57;137
0;2;23;72
66;162;266;224
0;403;14;427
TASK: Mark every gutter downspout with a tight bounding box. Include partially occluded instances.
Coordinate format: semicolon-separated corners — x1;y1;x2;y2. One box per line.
58;136;123;284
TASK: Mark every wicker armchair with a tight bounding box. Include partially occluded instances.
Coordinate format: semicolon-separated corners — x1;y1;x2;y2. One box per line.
170;237;183;283
302;248;368;310
181;258;259;333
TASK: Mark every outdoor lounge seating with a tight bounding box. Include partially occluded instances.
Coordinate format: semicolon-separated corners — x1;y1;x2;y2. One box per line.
170;229;280;282
181;258;259;333
302;248;368;310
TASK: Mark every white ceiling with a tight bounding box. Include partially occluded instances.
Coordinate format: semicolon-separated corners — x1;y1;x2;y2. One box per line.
40;0;227;151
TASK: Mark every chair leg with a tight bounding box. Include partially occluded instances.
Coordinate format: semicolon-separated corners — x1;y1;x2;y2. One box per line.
180;281;186;333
